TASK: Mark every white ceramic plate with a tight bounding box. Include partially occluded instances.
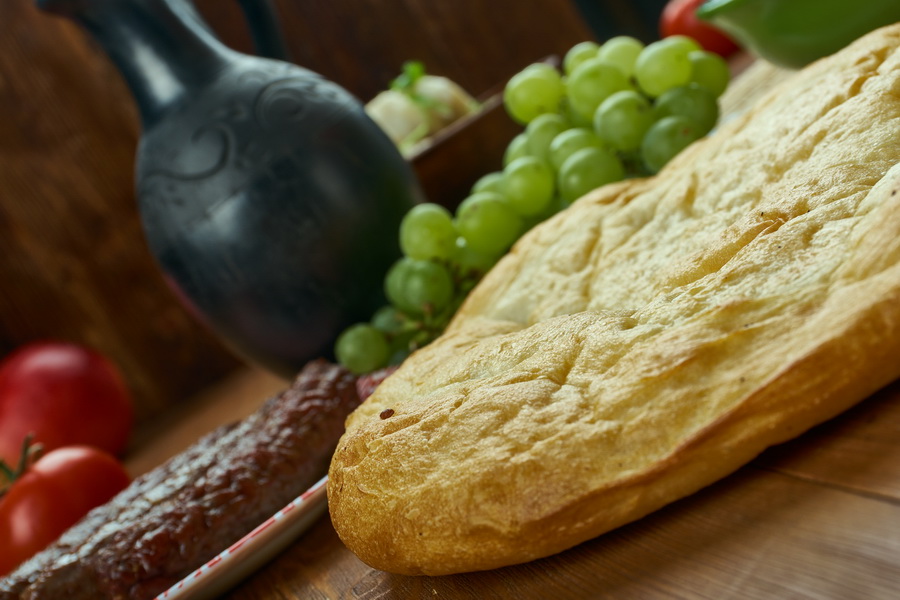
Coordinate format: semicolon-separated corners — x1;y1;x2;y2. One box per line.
154;476;329;600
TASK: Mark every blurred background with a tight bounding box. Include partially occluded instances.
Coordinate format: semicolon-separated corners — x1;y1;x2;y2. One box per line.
0;0;667;436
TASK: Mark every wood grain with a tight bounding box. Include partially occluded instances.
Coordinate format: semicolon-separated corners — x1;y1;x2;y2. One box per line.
124;365;287;478
178;59;900;600
757;379;900;500
194;0;593;102
120;361;900;600
12;5;896;595
0;0;240;427
0;0;592;431
223;381;900;600
409;92;523;211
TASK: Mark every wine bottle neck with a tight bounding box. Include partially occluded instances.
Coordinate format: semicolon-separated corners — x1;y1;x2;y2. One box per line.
53;0;234;127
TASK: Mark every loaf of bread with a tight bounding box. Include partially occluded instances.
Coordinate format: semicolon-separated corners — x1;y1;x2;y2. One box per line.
328;24;900;576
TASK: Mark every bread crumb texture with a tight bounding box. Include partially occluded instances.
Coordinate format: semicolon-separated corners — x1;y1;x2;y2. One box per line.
328;24;900;575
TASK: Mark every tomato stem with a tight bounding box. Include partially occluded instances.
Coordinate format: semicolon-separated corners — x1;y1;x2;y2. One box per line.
0;461;14;487
0;434;43;499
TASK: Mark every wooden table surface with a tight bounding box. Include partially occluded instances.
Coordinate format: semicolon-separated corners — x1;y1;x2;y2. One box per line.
127;363;900;600
125;61;900;599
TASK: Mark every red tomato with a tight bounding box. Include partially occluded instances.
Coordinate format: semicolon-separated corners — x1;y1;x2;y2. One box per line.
660;0;740;57
0;342;134;466
0;445;130;575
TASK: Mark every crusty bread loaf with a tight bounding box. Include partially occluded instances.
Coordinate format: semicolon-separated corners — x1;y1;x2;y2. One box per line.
328;24;900;576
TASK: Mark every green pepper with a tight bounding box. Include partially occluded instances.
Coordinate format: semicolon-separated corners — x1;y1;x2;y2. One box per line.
697;0;900;68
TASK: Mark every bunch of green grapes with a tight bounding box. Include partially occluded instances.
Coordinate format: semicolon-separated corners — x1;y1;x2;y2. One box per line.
335;193;522;374
336;35;730;374
504;35;730;193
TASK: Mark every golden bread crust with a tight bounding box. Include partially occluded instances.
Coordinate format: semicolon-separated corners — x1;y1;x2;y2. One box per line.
328;24;900;575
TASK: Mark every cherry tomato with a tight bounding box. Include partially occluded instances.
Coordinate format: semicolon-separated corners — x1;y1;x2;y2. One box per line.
0;341;134;466
660;0;740;57
0;445;130;576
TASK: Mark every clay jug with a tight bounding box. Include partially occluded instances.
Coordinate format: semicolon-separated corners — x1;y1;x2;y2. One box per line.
233;0;290;60
181;0;290;61
37;0;424;378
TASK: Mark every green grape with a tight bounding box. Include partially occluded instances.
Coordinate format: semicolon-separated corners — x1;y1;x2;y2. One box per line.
593;90;654;152
377;307;421;364
563;41;600;74
559;97;593;129
370;304;413;336
558;147;625;204
634;37;694;98
661;35;702;55
387;340;413;366
472;171;506;195
455;189;488;215
452;236;499;278
522;193;565;231
455;191;523;256
504;133;530;166
653;84;719;135
565;57;630;122
548;127;604;171
641;115;702;174
520;62;560;79
399;203;457;261
334;323;389;374
596;36;644;78
503;64;564;124
384;257;455;315
503;156;555;217
525;113;570;162
688;50;730;98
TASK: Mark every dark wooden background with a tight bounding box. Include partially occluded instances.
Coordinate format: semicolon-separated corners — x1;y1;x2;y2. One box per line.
0;0;663;437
